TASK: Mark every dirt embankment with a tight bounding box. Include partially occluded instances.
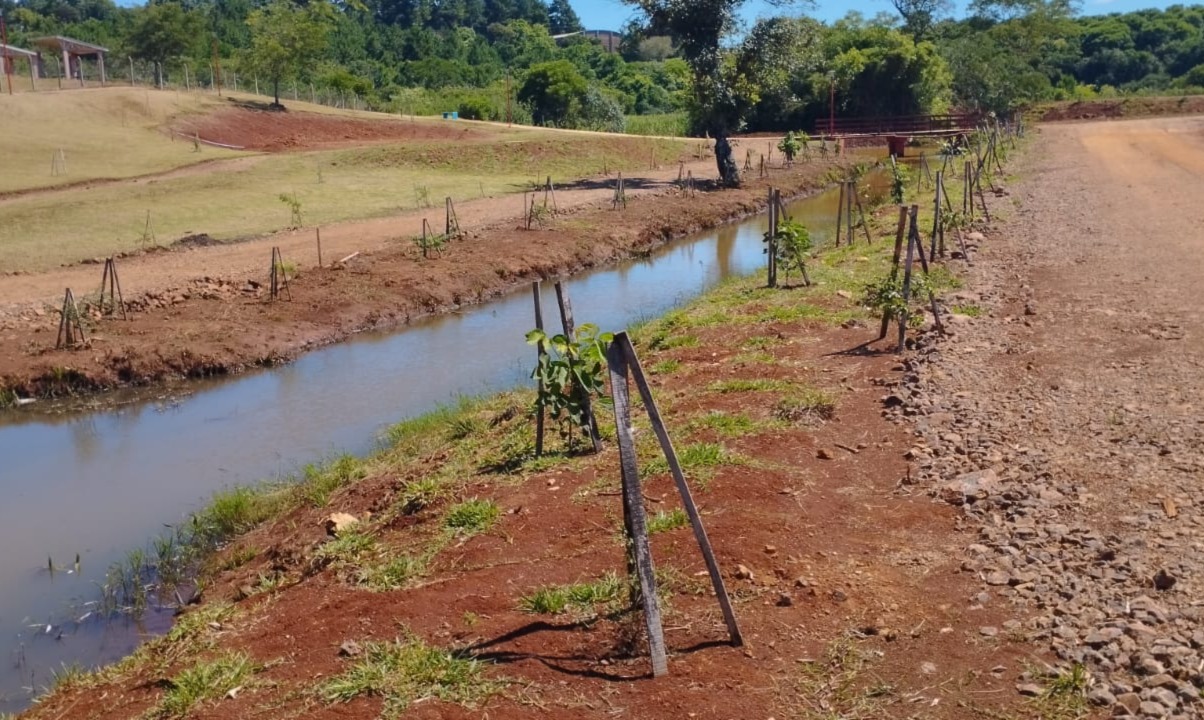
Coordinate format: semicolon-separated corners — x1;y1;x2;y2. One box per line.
1035;94;1204;122
19;192;1037;720
0;158;855;403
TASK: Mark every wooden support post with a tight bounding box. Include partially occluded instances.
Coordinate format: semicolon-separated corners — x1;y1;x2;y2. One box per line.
617;333;742;646
834;181;846;247
98;258;127;320
544;175;558;213
555;282;602;453
845;181;855;246
445;197;461;238
269;247;291;301
852;182;872;244
532;281;547;457
55;288;86;349
316;227;323;267
879;206;909;340
930;171;942;262
766;187;777;288
898;207;918;352
606;340;669;678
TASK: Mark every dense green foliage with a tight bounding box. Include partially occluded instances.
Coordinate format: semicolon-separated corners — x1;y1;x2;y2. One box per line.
1;0;1202;132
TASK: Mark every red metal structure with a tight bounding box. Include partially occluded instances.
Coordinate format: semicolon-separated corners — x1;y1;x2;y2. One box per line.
817;112;982;138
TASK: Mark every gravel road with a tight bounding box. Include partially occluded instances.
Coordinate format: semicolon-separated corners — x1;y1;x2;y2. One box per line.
891;116;1204;718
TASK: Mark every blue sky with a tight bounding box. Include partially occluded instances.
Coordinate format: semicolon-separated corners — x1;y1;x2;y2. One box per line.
569;0;1181;31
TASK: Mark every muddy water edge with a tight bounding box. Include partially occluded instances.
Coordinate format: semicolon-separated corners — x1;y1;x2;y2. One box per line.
0;170;889;712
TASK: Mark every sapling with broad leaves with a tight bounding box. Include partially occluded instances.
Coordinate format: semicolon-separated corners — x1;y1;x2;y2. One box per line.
863;272;931;328
777;131;801;165
763;217;813;286
526;323;613;452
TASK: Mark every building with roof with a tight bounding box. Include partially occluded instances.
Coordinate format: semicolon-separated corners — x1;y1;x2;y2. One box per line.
0;43;40;89
32;36;108;85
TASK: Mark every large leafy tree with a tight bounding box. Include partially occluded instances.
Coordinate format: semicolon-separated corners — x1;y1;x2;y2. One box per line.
127;2;203;86
518;58;588;125
244;0;335;107
547;0;582;35
622;0;796;187
891;0;952;38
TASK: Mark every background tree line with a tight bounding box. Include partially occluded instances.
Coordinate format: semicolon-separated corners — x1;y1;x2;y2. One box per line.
2;0;1203;135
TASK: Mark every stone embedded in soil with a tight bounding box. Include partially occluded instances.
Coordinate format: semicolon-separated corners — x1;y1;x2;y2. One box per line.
1153;569;1177;591
939;469;999;505
776;593;794;607
735;564;755;581
324;512;359;537
338;640;362;657
1016;683;1043;697
816;448;834;460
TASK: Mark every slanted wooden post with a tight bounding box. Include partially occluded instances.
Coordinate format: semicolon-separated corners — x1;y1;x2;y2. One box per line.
616;332;742;646
879;206;909;340
316;227;323;267
612;173;627;210
532;281;547;457
766;187;778;288
445;197;461;238
98;258;127;320
834;181;846;247
543;175;558;213
930;171;943;262
898;206;919;352
269;246;291;301
554;282;602;453
56;288;86;349
606;338;668;677
852;181;872;244
845;181;855;245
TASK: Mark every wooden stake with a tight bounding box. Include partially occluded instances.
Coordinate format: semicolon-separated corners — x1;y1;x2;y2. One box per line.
316;227;323;267
930;171;942;262
834;181;846;247
898;207;918;352
269;247;291;301
98;258;127;320
767;187;778;288
554;282;602;453
445;197;461;238
532;281;547;457
56;288;86;349
879;206;909;340
606;340;668;678
617;333;742;646
852;182;872;244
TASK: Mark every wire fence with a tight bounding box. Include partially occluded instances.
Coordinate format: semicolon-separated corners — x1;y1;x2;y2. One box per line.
0;55;382;113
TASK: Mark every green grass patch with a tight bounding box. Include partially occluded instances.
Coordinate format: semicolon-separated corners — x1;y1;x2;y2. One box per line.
322;636;497;717
518;572;624;615
357;553;427;592
642;441;732;480
647;508;689;535
774;388;838;423
314;530;379;568
951;303;983;317
623;113;689;137
443;498;500;535
649;359;681;375
301;454;366;508
690;410;762;438
149;651;259;719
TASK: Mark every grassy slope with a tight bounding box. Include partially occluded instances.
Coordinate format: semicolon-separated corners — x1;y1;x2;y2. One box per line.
0;88;692;272
0;88;248;194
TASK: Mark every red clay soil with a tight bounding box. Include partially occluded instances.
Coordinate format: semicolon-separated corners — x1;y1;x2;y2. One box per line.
0;159;854;402
20;286;1041;720
1036;95;1204;122
174;102;491;151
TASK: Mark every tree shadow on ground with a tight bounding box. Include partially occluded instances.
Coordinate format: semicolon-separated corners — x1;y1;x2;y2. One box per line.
462;619;732;682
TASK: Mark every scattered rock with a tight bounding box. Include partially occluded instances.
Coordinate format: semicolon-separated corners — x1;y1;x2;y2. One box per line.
1016;683;1043;697
338;640;362;657
735;564;755;581
939;469;999;505
1153;569;1177;591
775;593;794;607
816;448;834;460
324;512;359;537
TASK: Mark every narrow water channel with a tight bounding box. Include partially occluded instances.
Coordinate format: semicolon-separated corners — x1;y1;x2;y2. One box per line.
0;172;885;711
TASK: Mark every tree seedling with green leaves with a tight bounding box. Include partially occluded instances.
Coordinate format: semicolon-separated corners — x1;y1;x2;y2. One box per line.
526;323;613;452
763;217;813;286
777;131;801;166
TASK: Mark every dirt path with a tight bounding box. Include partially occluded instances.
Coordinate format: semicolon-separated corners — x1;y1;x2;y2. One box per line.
893;115;1204;716
0;158;718;311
